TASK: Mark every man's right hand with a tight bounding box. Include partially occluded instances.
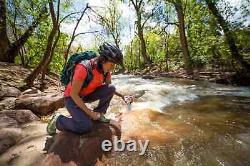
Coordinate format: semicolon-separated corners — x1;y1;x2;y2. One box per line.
123;95;134;104
90;111;101;120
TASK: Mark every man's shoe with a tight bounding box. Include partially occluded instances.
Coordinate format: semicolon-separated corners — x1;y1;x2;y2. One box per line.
98;115;110;123
46;113;60;135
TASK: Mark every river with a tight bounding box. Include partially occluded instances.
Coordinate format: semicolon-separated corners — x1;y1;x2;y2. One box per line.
103;74;250;166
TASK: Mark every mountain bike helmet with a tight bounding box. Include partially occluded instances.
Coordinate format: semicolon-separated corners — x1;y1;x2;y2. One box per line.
98;42;123;66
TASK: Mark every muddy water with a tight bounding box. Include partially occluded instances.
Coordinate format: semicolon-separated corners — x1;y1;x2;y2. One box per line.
102;75;250;166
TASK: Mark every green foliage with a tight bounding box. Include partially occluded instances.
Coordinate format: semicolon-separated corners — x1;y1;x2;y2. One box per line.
9;0;250;75
49;33;70;73
124;0;249;72
93;0;122;47
146;32;164;62
12;0;73;74
124;36;143;70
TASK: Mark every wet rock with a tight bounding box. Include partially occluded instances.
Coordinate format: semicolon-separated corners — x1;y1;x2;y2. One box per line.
0;128;23;155
15;93;64;115
142;75;155;79
0;109;39;124
0;87;21;99
0;97;17;110
230;72;250;86
42;121;121;166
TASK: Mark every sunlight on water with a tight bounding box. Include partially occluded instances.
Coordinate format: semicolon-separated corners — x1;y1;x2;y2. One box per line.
120;108;193;144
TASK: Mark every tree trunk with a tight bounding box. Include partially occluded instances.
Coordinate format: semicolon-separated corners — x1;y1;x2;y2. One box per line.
64;4;89;64
205;0;250;72
24;27;58;87
19;46;26;66
130;40;133;69
113;33;120;49
136;12;152;65
24;1;58;88
138;40;141;68
40;31;60;90
0;0;10;62
11;15;25;66
174;1;192;74
5;7;47;63
164;37;169;72
130;0;152;66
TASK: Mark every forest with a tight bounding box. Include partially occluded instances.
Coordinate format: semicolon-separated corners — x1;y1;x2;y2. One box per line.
1;1;250;165
0;0;249;87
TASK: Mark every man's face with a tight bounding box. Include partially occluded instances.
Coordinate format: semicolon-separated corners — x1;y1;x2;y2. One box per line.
103;61;115;72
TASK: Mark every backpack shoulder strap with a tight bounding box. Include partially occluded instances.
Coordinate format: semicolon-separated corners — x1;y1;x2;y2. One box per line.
78;60;109;88
79;60;94;88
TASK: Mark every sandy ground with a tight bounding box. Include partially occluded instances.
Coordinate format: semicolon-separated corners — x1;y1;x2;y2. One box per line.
0;121;48;166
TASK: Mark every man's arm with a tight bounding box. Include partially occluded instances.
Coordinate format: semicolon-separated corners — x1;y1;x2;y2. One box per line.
114;91;124;99
105;78;124;99
70;79;100;120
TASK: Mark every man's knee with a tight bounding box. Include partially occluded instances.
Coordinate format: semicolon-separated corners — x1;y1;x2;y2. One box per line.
107;85;116;95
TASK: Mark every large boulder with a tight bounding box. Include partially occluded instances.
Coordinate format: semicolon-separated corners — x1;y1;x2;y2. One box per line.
0;109;39;130
0;109;39;124
0;86;21;100
15;93;64;115
42;121;121;166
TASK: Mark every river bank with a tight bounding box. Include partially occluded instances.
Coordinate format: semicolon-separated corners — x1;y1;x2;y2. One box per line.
123;67;250;86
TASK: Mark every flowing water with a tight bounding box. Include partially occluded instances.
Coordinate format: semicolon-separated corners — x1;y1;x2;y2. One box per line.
102;75;250;166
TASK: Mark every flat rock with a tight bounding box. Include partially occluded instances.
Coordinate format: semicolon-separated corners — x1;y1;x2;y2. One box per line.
15;93;64;116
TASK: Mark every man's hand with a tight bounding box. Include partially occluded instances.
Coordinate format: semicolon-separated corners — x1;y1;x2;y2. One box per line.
123;95;134;104
114;91;134;104
90;111;101;120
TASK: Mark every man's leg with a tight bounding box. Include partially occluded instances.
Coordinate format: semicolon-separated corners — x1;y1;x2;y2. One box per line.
82;84;115;114
56;97;93;134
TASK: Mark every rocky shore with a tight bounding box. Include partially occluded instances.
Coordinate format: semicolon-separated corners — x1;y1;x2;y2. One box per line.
0;62;121;165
